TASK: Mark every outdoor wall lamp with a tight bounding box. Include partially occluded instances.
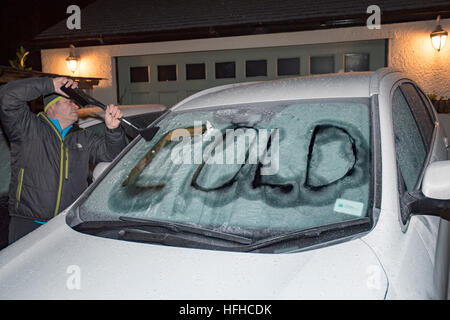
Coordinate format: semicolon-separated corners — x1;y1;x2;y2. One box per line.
430;15;448;52
66;44;80;73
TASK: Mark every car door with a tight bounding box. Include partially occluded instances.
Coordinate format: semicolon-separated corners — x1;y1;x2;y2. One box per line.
391;80;449;298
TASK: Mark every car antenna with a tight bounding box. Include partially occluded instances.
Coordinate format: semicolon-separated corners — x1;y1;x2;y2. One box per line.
60;84;160;141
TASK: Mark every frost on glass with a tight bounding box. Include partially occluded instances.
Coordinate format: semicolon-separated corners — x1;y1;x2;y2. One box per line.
306;125;356;188
392;88;427;191
79;100;371;237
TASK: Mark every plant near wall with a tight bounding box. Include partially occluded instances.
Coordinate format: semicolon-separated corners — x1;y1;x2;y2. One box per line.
428;93;448;102
427;93;438;103
9;46;32;70
428;93;450;113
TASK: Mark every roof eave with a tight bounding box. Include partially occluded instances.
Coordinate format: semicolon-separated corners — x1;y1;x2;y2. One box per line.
32;5;450;50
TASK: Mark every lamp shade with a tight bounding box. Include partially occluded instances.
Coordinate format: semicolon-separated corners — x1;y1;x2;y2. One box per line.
430;17;448;52
66;57;79;73
66;44;80;73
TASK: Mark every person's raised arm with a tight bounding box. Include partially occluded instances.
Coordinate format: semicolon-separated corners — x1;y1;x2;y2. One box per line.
88;105;127;164
0;77;77;142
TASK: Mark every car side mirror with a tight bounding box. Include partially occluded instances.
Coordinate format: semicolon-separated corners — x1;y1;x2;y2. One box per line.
92;162;111;182
402;161;450;221
422;160;450;200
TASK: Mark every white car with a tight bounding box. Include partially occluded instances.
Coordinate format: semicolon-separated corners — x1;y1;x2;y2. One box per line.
0;68;449;299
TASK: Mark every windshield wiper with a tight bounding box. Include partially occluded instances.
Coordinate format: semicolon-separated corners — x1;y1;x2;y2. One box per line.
243;217;371;252
118;216;252;245
117;228;245;251
74;217;369;252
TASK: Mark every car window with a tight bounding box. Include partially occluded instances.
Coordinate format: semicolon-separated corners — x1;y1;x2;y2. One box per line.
78;99;372;244
392;87;427;192
399;83;434;148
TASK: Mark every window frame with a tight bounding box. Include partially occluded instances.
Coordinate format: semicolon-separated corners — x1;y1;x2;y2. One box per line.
277;57;301;76
390;80;439;226
398;82;435;149
344;53;370;72
157;64;178;82
245;59;268;78
129;66;150;83
186;63;206;80
309;55;335;75
215;61;236;79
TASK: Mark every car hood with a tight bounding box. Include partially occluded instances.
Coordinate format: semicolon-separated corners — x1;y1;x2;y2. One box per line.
0;213;387;299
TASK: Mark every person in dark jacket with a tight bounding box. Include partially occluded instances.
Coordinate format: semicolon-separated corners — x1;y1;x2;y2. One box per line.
0;77;127;244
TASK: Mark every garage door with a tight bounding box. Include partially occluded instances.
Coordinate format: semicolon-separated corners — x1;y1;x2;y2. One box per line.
117;39;387;107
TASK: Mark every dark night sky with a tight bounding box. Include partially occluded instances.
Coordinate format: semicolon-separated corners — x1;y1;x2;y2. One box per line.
0;0;94;70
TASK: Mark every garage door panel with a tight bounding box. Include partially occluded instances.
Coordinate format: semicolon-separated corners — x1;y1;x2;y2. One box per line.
130;91;152;105
159;92;180;107
117;39;387;106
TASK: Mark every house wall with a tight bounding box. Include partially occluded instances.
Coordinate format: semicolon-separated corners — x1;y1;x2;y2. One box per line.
41;18;450;105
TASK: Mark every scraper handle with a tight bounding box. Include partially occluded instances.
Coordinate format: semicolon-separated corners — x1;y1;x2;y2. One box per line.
60;84;140;131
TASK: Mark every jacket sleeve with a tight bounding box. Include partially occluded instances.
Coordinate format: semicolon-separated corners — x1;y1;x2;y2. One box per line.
0;77;54;142
88;127;127;164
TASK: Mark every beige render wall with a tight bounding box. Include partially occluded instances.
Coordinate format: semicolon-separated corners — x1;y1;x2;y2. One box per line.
387;19;449;100
41;18;450;104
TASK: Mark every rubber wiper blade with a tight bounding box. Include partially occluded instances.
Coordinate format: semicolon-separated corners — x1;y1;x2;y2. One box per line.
244;217;371;251
118;216;252;245
118;228;230;250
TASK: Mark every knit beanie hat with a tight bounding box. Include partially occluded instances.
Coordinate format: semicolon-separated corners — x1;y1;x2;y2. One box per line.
43;93;64;112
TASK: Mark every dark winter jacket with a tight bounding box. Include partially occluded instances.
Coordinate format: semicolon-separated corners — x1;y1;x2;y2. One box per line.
0;77;126;222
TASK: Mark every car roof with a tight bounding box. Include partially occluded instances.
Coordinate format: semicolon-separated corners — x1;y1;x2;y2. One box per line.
173;68;403;111
78;104;167;128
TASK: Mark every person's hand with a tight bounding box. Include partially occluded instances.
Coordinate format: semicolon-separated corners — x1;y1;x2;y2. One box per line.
105;105;123;130
52;77;78;96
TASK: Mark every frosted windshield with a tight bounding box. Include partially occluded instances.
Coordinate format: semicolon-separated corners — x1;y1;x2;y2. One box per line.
79;99;371;237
